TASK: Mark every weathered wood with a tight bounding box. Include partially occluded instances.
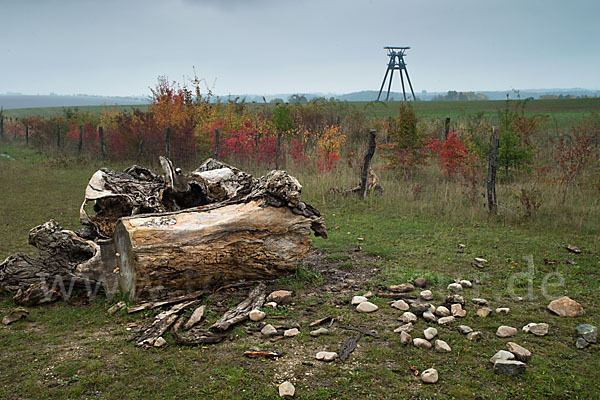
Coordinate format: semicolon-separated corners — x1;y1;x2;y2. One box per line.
444;117;451;140
339;333;361;361
115;198;317;301
98;126;106;159
210;283;266;331
78;125;83;154
126;289;209;314
244;350;282;359
183;305;206;330
338;324;380;339
359;130;377;199
171;315;226;345
134;300;200;346
487;126;499;214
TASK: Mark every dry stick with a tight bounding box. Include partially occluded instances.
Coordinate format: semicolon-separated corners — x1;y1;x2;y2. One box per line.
134;299;201;346
339;333;361;361
171;315;226;345
338;324;380;339
126;289;210;314
359;129;377;199
210;282;266;331
487;126;499;214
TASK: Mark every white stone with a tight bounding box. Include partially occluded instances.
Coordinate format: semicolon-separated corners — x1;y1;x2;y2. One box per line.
249;309;266;322
447;283;463;292
496;307;510;314
279;381;295;398
413;338;432;349
496;326;518;338
472;298;488;306
316;351;338;362
422;311;437;323
400;331;412;345
153;337;167;348
474;257;488;263
435;340;451;352
267;290;293;304
421;368;438;383
284;328;300;337
424;327;438;340
459;280;472;288
435;306;451;317
265;302;278;308
457;325;473;334
451;303;466;318
438;316;455;325
399;311;417;323
391;300;410;311
261;324;278;337
490;350;515;364
394;323;414;333
420;290;434;301
522;323;549;336
477;307;492;318
351;296;368;305
356;301;378;313
310;327;329;337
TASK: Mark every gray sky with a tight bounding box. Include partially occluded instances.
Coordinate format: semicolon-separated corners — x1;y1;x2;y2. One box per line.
1;0;599;96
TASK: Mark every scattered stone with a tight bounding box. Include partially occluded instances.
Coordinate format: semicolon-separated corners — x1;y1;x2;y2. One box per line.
413;277;427;288
435;339;451;352
575;338;590;349
394;323;414;334
477;307;492;318
1;307;29;325
424;327;438;340
495;307;510;314
494;360;526;376
362;291;374;298
451;304;466;318
457;243;466;249
408;301;432;315
399;312;417;324
356;301;378;313
575;324;597;343
310;327;329;337
389;283;415;293
445;294;465;305
261;324;278;337
265;302;278;308
249;309;266;322
472;261;485;269
457;325;473;335
413;338;432;349
279;381;295;398
447;283;463;292
107;301;126;315
472;298;488;306
547;296;584;317
400;331;412;345
422;311;437;323
522;323;549;336
267;290;293;304
459;280;472;288
490;350;515;364
435;306;451;317
438;316;455;325
284;328;300;337
315;351;338;362
391;300;410;311
420;290;434;301
421;368;438;384
506;342;532;362
351;296;368;305
474;257;488;263
496;326;518;338
153;337;167;348
466;331;482;341
565;245;581;254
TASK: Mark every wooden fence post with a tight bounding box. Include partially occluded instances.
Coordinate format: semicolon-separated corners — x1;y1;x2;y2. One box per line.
0;107;4;141
56;125;61;149
165;127;171;159
98;126;107;159
78;125;83;155
444;117;451;140
487;126;499;214
213;128;220;160
359;130;377;199
25;123;29;146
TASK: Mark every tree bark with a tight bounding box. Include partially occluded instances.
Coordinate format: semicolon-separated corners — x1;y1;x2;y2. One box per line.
359;130;377;199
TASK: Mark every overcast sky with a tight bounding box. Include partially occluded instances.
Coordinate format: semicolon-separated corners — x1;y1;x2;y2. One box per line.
1;0;599;97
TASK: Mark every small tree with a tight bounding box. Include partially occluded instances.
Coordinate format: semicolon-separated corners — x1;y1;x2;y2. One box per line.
272;104;295;169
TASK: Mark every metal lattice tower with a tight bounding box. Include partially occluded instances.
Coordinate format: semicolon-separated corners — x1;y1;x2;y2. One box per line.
376;46;416;101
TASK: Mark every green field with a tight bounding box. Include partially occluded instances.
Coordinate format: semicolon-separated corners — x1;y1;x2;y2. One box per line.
0;144;598;399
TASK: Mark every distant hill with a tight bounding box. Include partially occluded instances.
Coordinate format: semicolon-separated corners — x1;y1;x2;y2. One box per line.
0;94;148;110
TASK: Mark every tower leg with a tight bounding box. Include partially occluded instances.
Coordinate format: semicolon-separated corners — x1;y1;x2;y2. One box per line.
386;66;394;101
404;68;416;101
399;68;407;102
377;68;391;101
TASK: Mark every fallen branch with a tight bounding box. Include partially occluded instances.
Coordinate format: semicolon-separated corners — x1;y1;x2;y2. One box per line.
338;324;380;339
243;351;283;359
126;289;209;314
210;283;266;331
171;315;226;345
339;333;361;361
134;300;200;346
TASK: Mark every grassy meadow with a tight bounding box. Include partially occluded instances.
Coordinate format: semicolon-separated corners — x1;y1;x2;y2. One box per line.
0;98;599;399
